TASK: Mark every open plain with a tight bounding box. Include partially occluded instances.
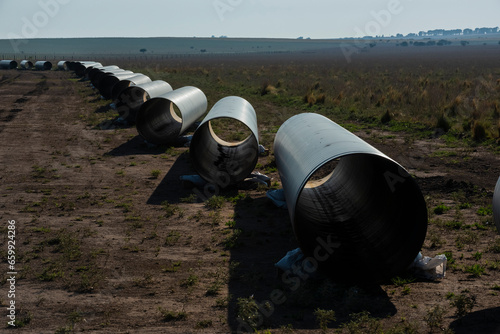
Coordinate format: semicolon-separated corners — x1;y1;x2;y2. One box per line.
1;41;500;333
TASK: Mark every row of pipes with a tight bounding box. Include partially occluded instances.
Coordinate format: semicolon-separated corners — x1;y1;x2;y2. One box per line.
0;59;54;70
47;61;500;281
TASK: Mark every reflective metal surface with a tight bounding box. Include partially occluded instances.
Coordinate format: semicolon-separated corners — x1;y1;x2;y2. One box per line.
110;74;152;101
116;80;173;123
99;72;144;100
57;60;69;71
0;60;18;69
20;60;34;70
87;65;119;81
74;61;101;77
274;113;428;282
190;96;259;187
34;61;52;71
92;70;132;92
494;176;500;232
136;86;207;145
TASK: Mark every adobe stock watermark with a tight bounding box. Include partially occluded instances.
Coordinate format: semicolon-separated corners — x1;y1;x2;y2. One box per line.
236;234;341;333
341;0;412;63
213;0;244;22
8;0;72;53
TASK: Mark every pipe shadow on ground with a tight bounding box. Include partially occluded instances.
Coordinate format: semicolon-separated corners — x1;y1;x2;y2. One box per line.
147;152;197;205
449;307;500;334
227;195;397;332
106;135;187;157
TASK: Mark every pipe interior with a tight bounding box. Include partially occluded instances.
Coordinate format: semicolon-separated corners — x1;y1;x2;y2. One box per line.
116;87;148;121
136;99;182;145
190;118;258;186
294;154;427;281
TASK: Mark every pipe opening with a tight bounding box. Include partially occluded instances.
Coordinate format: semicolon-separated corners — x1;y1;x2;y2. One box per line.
294;154;427;281
136;99;182;145
208;117;253;146
190;118;258;187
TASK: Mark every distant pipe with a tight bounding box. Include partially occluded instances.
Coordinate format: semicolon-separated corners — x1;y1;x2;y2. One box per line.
57;61;69;71
34;61;52;71
494;176;500;232
273;113;428;282
136;86;207;145
20;60;34;70
74;61;102;77
115;80;173;123
111;74;152;101
99;72;144;100
87;65;120;81
190;96;259;187
91;69;132;91
0;60;18;69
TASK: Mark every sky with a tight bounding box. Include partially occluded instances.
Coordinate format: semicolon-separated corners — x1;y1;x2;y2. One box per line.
0;0;498;40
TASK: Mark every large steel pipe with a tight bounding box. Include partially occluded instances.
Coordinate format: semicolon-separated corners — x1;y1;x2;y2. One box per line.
92;69;132;91
136;86;207;145
190;96;259;187
20;60;34;70
87;65;120;81
274;113;428;282
35;61;52;71
57;60;69;71
0;60;18;69
115;80;173;123
74;61;101;77
97;72;146;100
494;176;500;232
111;74;152;101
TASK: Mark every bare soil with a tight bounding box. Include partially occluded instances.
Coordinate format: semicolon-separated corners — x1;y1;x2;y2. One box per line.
0;61;499;334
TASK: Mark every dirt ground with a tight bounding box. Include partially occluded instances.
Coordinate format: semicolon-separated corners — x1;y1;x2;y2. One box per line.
0;61;499;333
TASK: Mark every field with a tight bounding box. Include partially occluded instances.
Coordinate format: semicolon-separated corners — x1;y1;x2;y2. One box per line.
1;41;500;333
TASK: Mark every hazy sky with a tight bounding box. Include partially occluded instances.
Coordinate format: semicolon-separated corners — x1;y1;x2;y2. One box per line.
0;0;498;40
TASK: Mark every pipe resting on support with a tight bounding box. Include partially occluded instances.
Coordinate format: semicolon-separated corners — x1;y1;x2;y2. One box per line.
494;176;500;232
99;72;147;100
136;86;207;145
273;113;428;282
190;96;259;187
110;74;152;101
115;80;173;123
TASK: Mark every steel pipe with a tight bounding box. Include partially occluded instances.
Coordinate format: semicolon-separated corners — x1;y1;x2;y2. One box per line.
87;65;120;81
99;72;144;100
111;74;152;101
20;60;34;70
74;61;102;77
115;80;173;123
0;60;18;69
91;69;132;91
494;176;500;232
34;61;52;71
274;113;428;282
136;86;207;145
190;96;259;187
57;61;69;71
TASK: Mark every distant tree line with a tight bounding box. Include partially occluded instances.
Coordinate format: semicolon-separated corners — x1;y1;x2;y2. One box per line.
416;27;499;37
